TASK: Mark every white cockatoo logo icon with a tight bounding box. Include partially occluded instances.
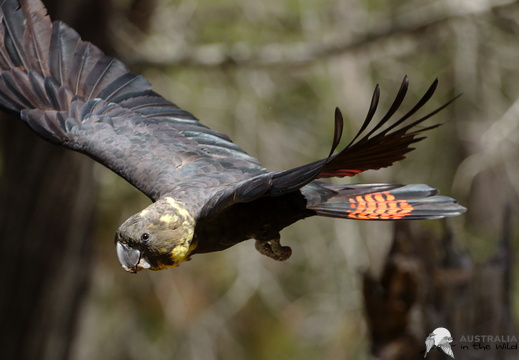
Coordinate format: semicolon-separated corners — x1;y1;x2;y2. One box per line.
424;327;455;358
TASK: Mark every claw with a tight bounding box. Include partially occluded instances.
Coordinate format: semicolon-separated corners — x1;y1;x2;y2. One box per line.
255;238;292;261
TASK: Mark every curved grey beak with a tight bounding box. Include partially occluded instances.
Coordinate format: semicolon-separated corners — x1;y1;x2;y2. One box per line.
116;242;151;273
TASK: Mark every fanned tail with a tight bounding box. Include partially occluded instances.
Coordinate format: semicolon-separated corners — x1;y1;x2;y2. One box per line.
305;183;466;220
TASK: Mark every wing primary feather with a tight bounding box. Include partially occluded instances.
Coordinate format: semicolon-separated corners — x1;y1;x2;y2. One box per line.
362;75;409;139
43;76;62;109
48;22;63;83
0;44;14;69
97;72;150;101
379;78;438;136
0;0;29;70
28;70;51;107
0;14;15;69
84;56;115;100
327;107;344;158
1;70;32;108
22;0;52;76
0;78;25;111
344;84;380;149
382;93;460;141
49;21;81;84
0;88;19;112
71;41;90;94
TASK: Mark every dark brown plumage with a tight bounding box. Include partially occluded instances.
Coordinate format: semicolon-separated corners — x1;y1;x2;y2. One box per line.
0;0;465;273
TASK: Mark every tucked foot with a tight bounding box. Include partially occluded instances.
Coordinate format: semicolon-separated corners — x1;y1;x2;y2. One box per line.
255;237;292;261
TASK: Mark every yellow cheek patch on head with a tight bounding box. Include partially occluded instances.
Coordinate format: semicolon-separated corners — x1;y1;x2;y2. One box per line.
170;235;197;262
170;244;190;261
159;197;197;263
165;197;192;220
168;225;196;262
160;214;178;224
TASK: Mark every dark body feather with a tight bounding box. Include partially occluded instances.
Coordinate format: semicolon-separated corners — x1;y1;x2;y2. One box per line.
0;0;465;270
194;192;312;254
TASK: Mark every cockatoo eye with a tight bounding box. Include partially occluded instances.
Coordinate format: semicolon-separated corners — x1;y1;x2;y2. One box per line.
141;232;150;243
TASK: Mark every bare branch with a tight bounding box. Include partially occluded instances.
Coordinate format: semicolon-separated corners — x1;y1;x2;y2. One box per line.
117;0;518;69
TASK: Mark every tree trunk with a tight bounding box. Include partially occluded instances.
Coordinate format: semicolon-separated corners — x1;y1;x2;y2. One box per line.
363;216;514;360
0;1;112;359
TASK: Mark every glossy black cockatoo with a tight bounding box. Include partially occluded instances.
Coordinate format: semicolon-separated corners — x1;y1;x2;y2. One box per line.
0;0;465;273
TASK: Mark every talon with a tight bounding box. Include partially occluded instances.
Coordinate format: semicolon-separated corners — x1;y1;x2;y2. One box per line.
255;238;292;261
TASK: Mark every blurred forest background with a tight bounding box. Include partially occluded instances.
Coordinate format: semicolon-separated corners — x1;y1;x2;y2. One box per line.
0;0;518;359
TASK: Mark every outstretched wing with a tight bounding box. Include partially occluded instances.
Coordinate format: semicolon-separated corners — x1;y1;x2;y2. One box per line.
199;79;457;217
318;76;458;178
0;0;264;205
237;76;457;197
238;76;457;201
